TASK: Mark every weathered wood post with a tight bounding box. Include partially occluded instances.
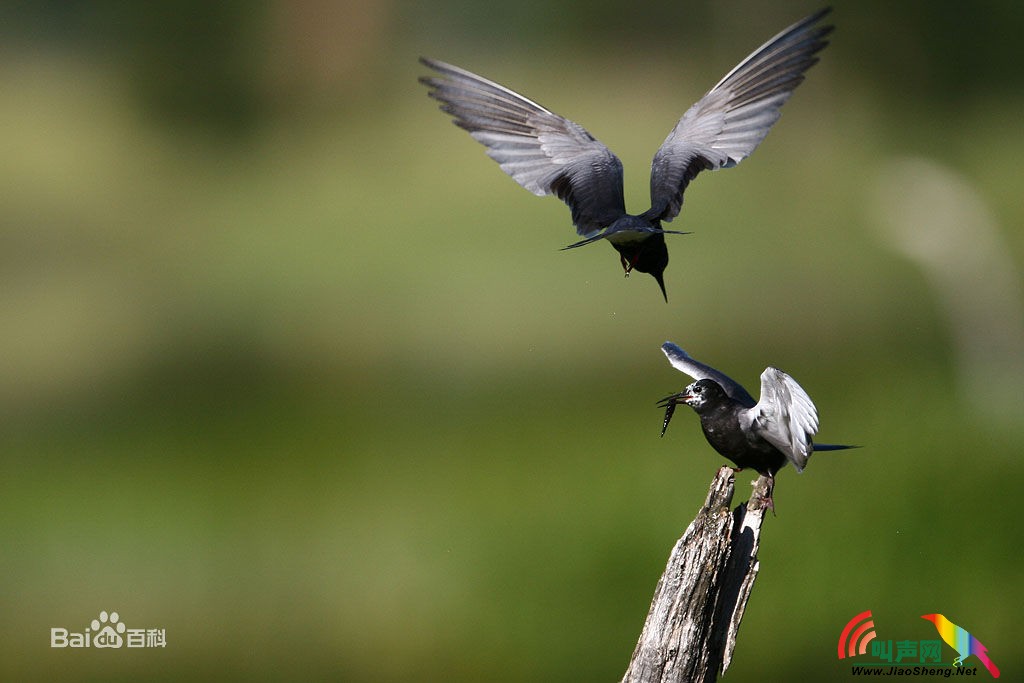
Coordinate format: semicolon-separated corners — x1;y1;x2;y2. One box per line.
621;466;771;683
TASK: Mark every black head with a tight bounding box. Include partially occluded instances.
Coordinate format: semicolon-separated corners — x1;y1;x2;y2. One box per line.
656;378;728;436
679;379;729;414
611;233;669;301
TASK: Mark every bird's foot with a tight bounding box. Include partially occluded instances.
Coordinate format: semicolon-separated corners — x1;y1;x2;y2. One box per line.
757;474;777;516
619;253;639;276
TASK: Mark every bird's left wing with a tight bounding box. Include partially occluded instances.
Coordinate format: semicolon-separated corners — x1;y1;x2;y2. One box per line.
420;57;626;237
742;367;819;471
661;342;756;407
646;8;833;222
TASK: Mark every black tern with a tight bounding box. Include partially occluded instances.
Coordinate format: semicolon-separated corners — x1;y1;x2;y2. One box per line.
420;8;833;301
657;341;854;510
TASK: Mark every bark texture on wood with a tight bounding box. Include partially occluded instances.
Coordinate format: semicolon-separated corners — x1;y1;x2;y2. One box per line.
621;467;771;683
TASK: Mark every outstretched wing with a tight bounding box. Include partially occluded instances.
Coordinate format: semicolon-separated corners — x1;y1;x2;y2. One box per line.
420;57;626;237
742;367;819;471
646;8;833;222
661;342;756;407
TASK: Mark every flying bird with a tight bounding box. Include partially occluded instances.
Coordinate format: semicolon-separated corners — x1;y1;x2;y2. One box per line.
921;614;1000;678
419;8;833;301
657;341;854;510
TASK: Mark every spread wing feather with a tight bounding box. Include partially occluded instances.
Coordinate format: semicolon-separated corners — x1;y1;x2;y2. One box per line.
646;8;833;222
420;57;626;236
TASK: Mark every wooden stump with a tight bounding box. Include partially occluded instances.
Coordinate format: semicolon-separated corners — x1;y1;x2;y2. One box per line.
621;466;771;683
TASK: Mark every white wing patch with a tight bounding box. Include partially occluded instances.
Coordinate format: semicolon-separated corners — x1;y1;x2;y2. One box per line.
742;367;820;472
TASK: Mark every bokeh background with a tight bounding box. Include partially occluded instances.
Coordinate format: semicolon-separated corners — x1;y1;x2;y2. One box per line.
2;1;1022;680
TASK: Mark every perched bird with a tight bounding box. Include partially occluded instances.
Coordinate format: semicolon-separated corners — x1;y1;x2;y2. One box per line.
921;614;1000;678
419;9;833;301
657;342;854;509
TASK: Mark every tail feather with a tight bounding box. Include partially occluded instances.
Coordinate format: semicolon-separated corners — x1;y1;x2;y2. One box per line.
973;646;1000;678
813;443;859;451
560;233;606;250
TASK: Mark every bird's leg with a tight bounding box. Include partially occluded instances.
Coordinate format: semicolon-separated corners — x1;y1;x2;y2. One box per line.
619;253;632;277
627;254;640;274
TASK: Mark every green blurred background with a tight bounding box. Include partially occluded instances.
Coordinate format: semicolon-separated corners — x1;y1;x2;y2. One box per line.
2;1;1022;680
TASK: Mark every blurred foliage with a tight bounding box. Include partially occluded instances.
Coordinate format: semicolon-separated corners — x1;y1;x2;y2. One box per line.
1;1;1022;681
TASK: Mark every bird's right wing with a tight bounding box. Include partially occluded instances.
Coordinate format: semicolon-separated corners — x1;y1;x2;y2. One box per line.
646;8;833;222
661;342;756;407
743;367;819;472
420;57;626;237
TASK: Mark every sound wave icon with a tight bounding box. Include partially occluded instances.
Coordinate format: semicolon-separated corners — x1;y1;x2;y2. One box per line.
838;610;876;659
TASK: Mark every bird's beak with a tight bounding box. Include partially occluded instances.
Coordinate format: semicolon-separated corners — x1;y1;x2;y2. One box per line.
654;272;668;302
656;392;686;408
661;390;695;404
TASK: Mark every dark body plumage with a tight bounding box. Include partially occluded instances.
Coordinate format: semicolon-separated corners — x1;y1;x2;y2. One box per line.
668;378;790;476
420;9;833;300
658;342;855;509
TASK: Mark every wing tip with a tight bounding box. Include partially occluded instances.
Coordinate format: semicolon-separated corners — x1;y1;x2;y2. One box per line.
419;56;450;74
661;341;688;356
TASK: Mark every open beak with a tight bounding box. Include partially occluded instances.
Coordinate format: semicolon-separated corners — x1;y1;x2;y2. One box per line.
656;391;685;408
657;390;693;406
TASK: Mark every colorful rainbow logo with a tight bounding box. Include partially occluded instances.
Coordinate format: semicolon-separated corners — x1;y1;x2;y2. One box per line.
921;614;1000;678
837;610;876;659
